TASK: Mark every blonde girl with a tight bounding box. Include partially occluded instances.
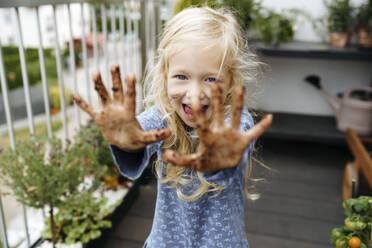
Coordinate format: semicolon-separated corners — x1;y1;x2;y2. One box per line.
73;6;272;248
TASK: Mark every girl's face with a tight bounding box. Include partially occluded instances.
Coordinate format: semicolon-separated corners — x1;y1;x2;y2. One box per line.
167;44;231;128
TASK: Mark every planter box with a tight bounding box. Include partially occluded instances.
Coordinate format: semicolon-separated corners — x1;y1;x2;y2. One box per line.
0;84;46;125
31;179;140;248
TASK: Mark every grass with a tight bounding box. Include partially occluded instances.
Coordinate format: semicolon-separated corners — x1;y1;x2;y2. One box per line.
0;119;63;149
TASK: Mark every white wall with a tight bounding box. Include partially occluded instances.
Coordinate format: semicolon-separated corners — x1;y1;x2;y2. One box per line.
260;0;366;42
255;57;372;116
256;0;372;116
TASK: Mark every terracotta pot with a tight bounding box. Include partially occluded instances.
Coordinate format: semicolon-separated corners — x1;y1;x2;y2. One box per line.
357;27;372;48
329;32;349;48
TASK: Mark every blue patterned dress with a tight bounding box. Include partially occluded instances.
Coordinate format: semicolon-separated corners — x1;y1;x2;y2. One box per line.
110;105;256;248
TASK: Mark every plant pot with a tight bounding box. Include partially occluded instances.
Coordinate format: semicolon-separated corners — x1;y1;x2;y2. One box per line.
329;32;350;48
31;180;140;248
357;27;372;48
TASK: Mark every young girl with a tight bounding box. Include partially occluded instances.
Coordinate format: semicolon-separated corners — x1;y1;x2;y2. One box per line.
73;6;272;248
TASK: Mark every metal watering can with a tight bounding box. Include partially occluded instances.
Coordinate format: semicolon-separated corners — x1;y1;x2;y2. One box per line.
305;75;372;136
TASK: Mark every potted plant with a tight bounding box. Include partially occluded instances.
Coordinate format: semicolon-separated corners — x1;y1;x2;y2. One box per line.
251;7;296;46
325;0;354;48
0;137;108;248
41;192;122;246
76;120;132;189
218;0;258;31
330;196;372;248
356;0;372;48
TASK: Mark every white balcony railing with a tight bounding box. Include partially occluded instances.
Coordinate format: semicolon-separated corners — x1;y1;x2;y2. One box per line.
0;0;165;247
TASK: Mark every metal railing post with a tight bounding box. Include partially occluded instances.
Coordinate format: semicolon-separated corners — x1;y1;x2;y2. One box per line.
13;8;33;247
140;0;147;77
111;3;118;65
52;5;68;140
67;4;81;129
36;7;53;138
101;3;110;87
81;2;91;105
0;41;11;248
154;0;161;50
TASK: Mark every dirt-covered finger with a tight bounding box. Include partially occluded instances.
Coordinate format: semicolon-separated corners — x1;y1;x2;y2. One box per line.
191;95;208;129
191;96;213;144
93;72;111;106
231;85;244;129
243;114;273;146
124;74;136;118
72;94;96;118
141;128;171;144
211;84;224;128
111;65;125;103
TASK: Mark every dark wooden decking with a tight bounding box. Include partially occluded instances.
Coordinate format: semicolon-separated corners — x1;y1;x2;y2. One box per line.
103;138;353;248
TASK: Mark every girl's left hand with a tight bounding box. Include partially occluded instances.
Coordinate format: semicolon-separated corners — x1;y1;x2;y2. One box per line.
163;85;273;173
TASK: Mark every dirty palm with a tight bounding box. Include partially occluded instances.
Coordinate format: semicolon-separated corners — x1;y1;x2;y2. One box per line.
72;65;273;173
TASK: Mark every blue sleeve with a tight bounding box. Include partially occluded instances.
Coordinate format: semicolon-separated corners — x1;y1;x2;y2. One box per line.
109;106;166;179
201;109;256;187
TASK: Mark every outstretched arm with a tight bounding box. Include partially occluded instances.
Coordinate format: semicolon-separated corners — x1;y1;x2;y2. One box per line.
72;65;171;151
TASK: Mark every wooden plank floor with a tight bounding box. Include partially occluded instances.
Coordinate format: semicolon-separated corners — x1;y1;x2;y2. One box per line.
104;138;352;248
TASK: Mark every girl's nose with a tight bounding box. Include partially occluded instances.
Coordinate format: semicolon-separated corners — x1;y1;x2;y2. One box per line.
187;80;206;100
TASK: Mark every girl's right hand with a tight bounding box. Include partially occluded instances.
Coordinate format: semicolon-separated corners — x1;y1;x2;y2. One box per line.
72;65;171;151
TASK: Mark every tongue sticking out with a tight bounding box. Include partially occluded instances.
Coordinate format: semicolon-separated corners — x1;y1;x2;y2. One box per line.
184;104;192;114
183;104;195;121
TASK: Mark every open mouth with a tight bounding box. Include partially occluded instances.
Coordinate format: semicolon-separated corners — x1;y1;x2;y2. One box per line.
182;104;208;121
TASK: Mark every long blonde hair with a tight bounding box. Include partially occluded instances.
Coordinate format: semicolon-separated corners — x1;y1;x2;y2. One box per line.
143;7;262;202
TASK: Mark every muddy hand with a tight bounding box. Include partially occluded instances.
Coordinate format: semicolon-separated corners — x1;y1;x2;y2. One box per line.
72;65;171;151
163;84;273;172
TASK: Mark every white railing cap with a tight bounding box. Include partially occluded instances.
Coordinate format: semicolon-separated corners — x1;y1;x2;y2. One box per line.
0;0;124;8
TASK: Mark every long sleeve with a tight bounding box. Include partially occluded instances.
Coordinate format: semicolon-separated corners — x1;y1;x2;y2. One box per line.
109;106;166;179
201;109;256;187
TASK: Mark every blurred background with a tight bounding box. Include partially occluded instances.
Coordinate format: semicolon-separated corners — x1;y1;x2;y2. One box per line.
0;0;371;248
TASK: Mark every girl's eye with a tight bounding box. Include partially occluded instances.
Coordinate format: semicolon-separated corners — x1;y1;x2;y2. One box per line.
176;75;187;80
206;77;217;83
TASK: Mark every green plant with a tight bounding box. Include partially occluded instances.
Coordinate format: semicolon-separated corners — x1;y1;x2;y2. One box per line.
0;46;57;93
77;120;130;189
49;85;73;111
219;0;258;30
0;119;63;149
357;0;372;31
61;45;81;69
173;0;296;45
0;137;106;248
252;8;296;45
174;0;217;15
42;191;121;245
77;120;115;169
325;0;354;32
330;196;372;248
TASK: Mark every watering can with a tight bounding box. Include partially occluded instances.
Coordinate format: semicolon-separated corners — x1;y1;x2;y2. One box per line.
304;75;372;136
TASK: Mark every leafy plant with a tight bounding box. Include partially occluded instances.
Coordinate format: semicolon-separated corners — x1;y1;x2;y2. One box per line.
173;0;296;45
0;46;57;93
252;8;296;45
330;196;372;248
77;120;130;189
49;85;73;111
325;0;354;32
174;0;217;15
219;0;258;30
357;0;372;31
42;192;122;245
0;137;106;248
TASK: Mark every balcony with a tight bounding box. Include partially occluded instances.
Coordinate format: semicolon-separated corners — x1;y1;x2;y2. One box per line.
0;1;367;248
